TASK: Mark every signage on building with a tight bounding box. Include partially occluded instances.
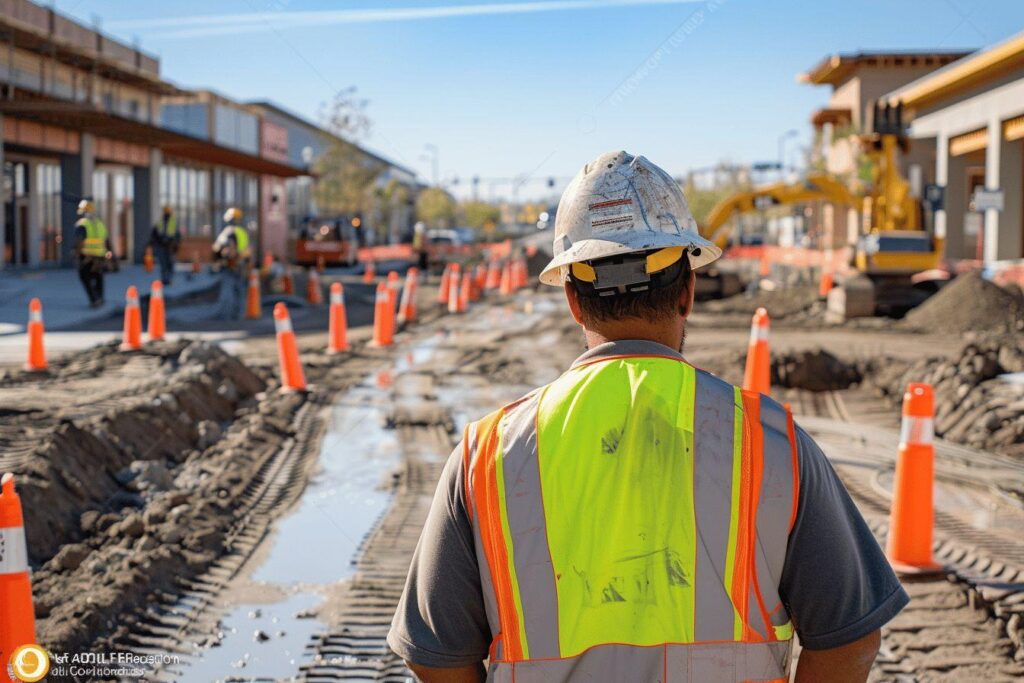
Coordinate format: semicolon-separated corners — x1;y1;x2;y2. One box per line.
972;188;1003;212
260;121;290;163
923;183;944;211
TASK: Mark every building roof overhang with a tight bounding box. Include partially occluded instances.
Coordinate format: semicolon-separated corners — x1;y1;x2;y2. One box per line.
799;50;972;87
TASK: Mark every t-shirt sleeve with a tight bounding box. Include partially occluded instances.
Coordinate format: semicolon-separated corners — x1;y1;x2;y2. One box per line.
778;425;909;650
387;440;492;667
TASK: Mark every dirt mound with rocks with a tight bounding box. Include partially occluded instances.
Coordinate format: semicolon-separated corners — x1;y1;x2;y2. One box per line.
868;334;1024;459
772;349;863;392
700;284;820;321
902;271;1024;334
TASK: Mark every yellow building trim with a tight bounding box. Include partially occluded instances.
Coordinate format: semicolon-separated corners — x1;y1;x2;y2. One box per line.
950;128;988;157
1005;115;1024;142
892;32;1024;109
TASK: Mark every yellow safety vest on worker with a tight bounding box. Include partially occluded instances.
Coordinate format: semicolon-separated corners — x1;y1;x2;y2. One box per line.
159;215;178;238
232;226;250;258
77;217;108;257
463;352;799;682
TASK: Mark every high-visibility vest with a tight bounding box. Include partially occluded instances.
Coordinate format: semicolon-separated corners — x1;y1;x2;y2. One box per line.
77;217;108;257
159;214;178;238
232;226;250;258
463;351;799;683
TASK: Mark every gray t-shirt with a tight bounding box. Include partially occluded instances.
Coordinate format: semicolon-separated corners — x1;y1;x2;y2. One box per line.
388;354;909;667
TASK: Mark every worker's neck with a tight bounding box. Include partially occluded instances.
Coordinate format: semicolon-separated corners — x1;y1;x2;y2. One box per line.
582;319;684;353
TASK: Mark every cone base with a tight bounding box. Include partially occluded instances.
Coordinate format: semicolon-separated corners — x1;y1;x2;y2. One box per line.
888;558;945;577
279;385;310;394
327;346;350;355
24;364;48;372
120;343;142;351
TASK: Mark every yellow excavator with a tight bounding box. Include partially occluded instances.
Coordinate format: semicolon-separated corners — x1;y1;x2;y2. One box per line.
696;103;945;317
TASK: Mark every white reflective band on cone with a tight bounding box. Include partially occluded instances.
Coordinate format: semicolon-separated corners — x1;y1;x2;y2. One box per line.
900;416;934;446
331;291;343;306
127;295;139;307
749;325;769;344
0;526;29;574
29;311;42;323
153;290;164;300
275;316;293;334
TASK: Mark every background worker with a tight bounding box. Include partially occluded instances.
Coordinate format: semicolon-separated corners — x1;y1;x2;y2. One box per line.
150;205;181;286
412;221;429;271
388;151;908;683
212;207;251;319
73;199;114;308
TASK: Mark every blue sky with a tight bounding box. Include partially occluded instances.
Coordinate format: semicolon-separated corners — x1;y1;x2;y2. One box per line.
58;0;1024;199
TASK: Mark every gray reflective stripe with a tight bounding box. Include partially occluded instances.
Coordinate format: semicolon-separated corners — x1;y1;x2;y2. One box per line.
498;392;560;659
692;370;739;642
489;641;790;682
755;396;795;621
0;526;29;574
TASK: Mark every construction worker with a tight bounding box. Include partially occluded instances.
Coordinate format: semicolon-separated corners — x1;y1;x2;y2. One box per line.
73;199;114;308
388;151;908;683
212;207;251;319
150;205;180;286
412;221;429;271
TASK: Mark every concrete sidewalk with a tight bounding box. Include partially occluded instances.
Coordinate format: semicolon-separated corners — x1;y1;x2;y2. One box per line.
0;264;219;334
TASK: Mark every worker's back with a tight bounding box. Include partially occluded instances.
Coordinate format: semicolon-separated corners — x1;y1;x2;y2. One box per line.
462;342;796;681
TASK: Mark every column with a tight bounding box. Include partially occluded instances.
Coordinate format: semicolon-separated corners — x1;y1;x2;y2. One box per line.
934;130;949;243
132;147;161;264
59;132;96;265
25;160;38;267
984;117;1001;265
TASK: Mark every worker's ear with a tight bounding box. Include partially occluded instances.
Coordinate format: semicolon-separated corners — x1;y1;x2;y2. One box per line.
564;281;585;326
678;270;697;320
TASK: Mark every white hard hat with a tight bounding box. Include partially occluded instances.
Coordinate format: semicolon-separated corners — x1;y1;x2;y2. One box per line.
539;150;720;286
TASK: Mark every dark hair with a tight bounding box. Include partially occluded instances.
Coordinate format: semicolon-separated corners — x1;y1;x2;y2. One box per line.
572;254;692;324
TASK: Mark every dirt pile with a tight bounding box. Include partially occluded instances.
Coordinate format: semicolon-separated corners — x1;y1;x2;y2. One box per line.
868;334;1024;458
902;271;1024;333
772;349;863;392
700;283;820;321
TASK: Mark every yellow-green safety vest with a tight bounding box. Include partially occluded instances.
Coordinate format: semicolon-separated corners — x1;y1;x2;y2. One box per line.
232;226;250;258
159;215;178;238
464;342;799;682
78;217;108;257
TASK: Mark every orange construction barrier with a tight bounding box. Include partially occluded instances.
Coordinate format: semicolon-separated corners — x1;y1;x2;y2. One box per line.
398;267;419;325
306;267;323;306
887;383;942;574
759;250;771;278
437;263;453;305
818;270;834;299
0;473;40;683
363;259;376;283
448;264;464;314
742;307;770;395
372;282;394;347
499;261;513;295
245;269;262;320
273;303;307;391
459;270;472;311
485;258;502;291
143;246;154;273
328;282;350;354
148;281;166;342
121;286;142;351
25;299;46;372
282;264;295;296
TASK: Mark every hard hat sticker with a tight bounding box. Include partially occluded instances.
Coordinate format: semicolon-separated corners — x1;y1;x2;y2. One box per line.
589;198;635;233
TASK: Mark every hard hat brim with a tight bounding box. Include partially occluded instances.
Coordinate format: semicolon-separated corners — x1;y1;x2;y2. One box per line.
538;230;721;286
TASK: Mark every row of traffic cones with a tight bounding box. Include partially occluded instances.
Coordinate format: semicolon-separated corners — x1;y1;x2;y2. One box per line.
435;255;529;312
740;305;940;575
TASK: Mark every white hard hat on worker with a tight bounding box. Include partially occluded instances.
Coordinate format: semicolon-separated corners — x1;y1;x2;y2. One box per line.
539;150;721;287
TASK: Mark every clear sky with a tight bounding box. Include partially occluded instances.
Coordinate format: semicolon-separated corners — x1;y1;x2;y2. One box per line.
57;0;1024;200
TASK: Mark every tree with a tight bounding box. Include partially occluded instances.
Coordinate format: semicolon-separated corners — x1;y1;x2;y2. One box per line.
416;187;456;227
460;201;501;231
313;88;382;217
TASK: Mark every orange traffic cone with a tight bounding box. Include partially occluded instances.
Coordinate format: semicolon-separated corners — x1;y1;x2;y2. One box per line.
143;246;154;273
459;270;472;311
448;264;463;314
387;270;401;310
0;473;38;681
273;303;307;391
437;263;452;306
887;383;943;574
121;286;142;351
485;258;501;291
245;269;262;319
261;252;274;276
742;307;770;395
526;244;538;258
282;264;295;296
25;298;46;372
499;261;513;295
472;264;486;301
398;267;418;325
148;281;166;342
818;270;834;299
328;282;350;354
372;282;394;347
759;250;771;278
306;267;323;306
363;259;376;283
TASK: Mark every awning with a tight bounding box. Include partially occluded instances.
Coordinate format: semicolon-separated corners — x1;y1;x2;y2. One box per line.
0;98;307;177
949;128;987;157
